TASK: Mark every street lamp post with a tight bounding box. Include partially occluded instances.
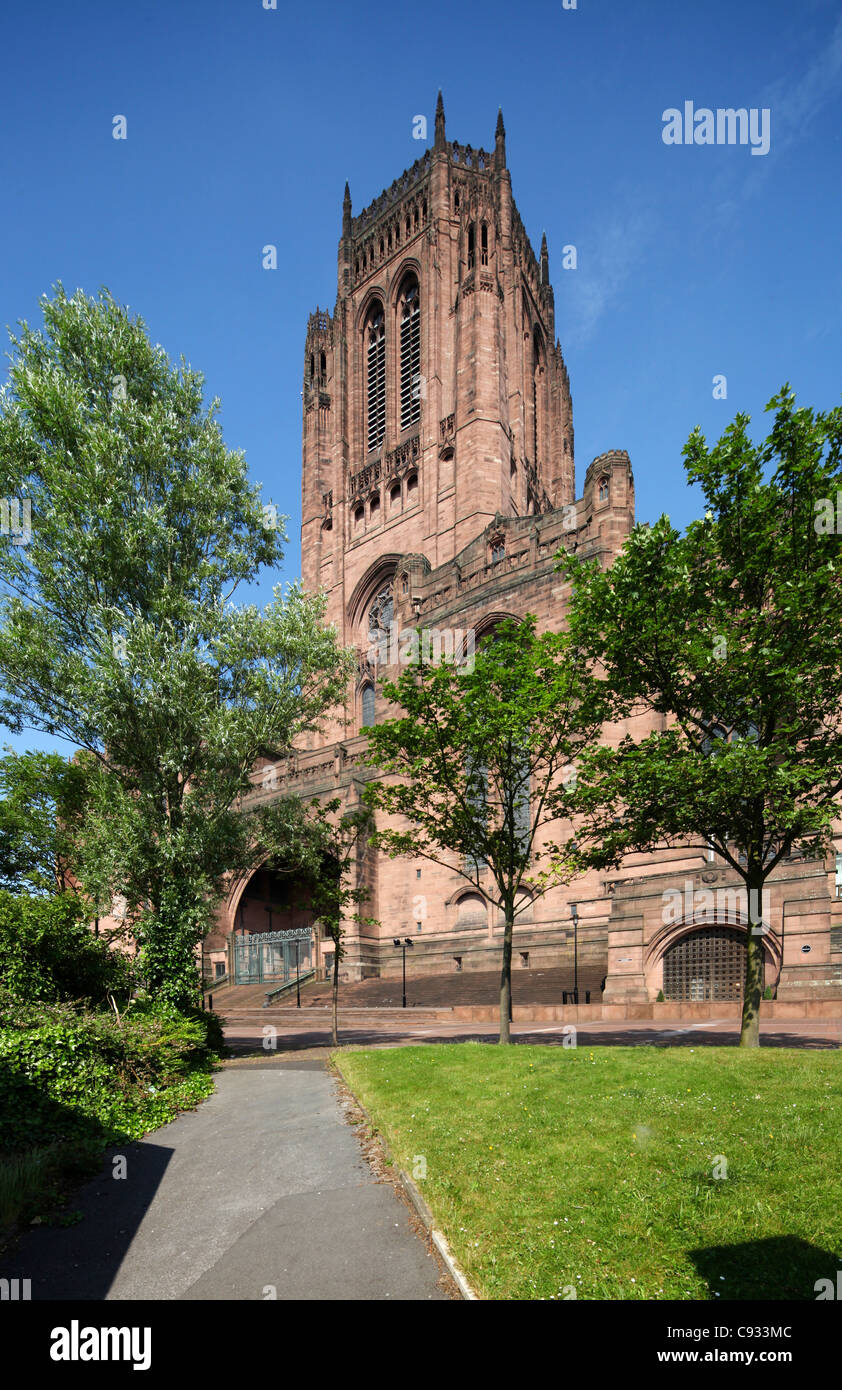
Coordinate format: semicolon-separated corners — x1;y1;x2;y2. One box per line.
570;902;579;1004
393;937;414;1007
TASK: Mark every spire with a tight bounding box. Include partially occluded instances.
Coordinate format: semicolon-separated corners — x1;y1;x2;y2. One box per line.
494;106;506;170
342;181;352;238
540;232;549;284
434;90;446;151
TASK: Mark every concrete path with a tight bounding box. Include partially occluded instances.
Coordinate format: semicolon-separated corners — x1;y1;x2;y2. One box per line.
0;1060;450;1301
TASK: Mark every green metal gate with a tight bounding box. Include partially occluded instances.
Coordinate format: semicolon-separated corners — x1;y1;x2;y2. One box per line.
232;928;313;985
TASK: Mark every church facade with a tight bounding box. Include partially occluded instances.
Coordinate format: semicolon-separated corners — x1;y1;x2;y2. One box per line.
206;98;842;1007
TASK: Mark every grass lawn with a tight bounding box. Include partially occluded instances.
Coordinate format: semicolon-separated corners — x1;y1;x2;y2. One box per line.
337;1043;842;1301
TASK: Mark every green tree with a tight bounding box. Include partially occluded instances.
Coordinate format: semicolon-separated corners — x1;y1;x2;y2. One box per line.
557;387;842;1046
0;286;350;1007
363;618;607;1043
0;748;95;897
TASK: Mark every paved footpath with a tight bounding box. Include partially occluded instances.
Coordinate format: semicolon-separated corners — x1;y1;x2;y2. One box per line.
0;1059;450;1301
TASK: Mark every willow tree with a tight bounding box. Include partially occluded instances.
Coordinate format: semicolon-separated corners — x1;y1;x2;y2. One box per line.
0;286;350;1006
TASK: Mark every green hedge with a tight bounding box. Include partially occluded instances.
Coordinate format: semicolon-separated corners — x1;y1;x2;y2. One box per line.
0;993;221;1154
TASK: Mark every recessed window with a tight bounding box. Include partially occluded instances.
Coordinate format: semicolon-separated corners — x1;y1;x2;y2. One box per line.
481;223;488;266
369;494;380;523
390;483;401;514
353;504;364;531
467;225;475;271
361;684;376;729
400;278;421;432
598;477;609;503
406;471;418;502
366;305;386;452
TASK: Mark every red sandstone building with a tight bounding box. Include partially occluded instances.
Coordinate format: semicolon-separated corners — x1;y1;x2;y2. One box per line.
204;97;842;1008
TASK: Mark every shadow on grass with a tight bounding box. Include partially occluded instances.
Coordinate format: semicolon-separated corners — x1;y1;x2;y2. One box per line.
689;1235;840;1300
0;1065;172;1299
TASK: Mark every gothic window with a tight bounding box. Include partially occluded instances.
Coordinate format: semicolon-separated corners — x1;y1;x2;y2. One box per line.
320;350;326;377
406;471;418;503
390;483;402;514
481;223;488;266
353;504;364;533
400;278;421;431
490;537;505;563
467;225;475;270
454;190;460;212
532;330;545;466
309;353;315;380
598;476;609;503
369;493;380;523
367;584;394;650
366;306;386;452
361;683;376;729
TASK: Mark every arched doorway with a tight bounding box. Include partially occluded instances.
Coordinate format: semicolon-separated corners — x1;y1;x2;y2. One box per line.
231;864;318;986
662;925;747;1002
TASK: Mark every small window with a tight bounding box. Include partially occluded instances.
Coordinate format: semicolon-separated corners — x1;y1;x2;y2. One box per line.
361;684;376;729
402;574;409;595
369;494;380;522
454;957;462;971
491;540;505;563
520;952;529;968
309;353;315;380
390;483;401;513
320;351;326;377
353;504;364;531
467;225;475;271
454;190;460;211
598;477;609;503
406;472;418;501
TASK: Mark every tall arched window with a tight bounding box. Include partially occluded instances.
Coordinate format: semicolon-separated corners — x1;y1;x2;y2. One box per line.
399;278;421;432
532;330;545;465
361;683;376;729
467;225;475;270
366;305;386;452
481;222;489;266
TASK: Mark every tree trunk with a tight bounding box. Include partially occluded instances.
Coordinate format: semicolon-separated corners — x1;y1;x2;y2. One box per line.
739;872;765;1048
331;946;339;1049
499;902;514;1044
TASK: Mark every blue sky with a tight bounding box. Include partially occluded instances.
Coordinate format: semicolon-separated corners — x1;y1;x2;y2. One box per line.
1;0;840;753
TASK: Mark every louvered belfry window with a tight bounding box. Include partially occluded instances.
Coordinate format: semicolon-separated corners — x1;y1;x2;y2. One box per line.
400;280;421;431
366;308;386;452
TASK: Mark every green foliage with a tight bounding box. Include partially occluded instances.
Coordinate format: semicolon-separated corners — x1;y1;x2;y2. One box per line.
0;994;220;1158
0;749;95;896
656;989;665;1003
0;286;351;1007
0;889;131;1005
557;387;842;1045
363;616;607;1040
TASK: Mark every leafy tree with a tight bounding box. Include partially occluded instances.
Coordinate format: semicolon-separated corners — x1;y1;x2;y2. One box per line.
557;387;842;1046
363;617;607;1042
0;286;350;1007
0;889;131;1005
0;748;95;896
